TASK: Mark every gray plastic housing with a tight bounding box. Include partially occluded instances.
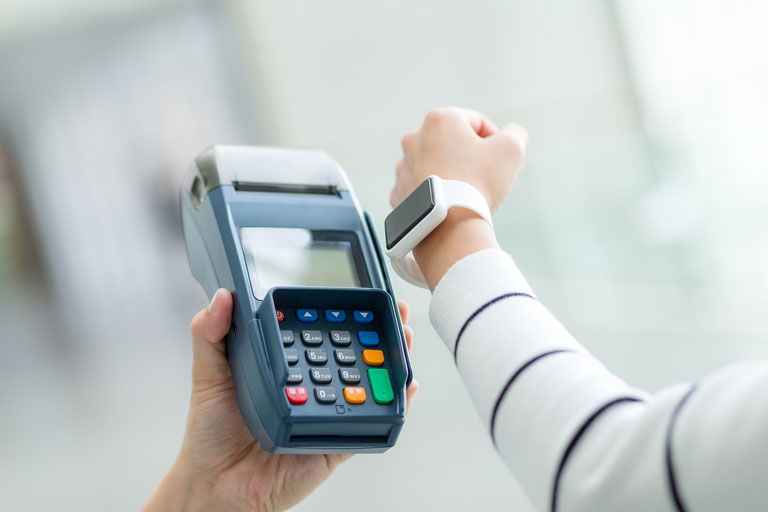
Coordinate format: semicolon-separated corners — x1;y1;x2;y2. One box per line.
180;146;412;454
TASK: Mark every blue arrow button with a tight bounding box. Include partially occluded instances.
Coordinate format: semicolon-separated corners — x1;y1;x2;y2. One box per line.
353;310;374;324
296;309;318;322
325;310;346;323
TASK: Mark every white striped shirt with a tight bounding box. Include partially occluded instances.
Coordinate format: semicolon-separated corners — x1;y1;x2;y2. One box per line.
429;249;768;512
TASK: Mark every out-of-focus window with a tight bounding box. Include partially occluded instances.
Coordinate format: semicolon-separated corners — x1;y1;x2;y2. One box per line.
0;3;257;347
617;0;768;295
0;7;258;507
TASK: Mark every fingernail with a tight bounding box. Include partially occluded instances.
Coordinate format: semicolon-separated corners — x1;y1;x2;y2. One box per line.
208;290;221;314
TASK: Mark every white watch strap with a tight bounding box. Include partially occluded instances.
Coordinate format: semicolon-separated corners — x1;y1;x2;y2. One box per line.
391;255;429;287
441;179;493;228
391;177;493;288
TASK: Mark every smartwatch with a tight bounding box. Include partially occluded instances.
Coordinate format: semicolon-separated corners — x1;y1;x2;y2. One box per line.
384;175;493;287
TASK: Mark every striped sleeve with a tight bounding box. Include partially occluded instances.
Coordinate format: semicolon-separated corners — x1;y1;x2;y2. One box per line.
428;248;768;512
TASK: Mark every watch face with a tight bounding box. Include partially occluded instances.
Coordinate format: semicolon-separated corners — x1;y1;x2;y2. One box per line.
385;178;436;250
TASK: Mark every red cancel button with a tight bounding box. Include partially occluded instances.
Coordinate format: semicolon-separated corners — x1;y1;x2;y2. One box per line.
285;387;308;404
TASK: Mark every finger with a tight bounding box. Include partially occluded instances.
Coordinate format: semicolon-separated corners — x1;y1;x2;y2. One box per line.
390;160;407;207
397;299;410;325
400;130;418;154
491;122;529;157
424;107;498;139
404;325;414;353
406;380;419;414
395;158;405;179
502;122;529;146
454;107;499;138
190;288;234;390
398;298;417;413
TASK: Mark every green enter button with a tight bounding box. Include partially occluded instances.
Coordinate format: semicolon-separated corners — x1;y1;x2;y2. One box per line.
367;368;394;404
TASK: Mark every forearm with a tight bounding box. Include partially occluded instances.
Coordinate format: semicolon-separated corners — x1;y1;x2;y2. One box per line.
412;208;498;291
423;248;645;509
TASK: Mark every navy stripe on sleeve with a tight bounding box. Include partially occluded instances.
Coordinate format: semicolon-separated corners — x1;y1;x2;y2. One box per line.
453;292;536;362
665;385;697;512
490;349;575;445
551;396;645;512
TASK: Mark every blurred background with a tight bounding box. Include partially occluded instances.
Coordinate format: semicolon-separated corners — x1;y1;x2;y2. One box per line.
2;1;768;510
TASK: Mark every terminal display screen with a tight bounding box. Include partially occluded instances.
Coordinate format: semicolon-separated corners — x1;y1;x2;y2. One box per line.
240;228;366;299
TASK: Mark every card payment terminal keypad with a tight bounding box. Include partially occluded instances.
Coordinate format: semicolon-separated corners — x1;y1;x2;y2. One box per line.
277;308;395;407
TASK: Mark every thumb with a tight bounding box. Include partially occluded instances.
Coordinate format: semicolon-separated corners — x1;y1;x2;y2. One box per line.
189;288;234;391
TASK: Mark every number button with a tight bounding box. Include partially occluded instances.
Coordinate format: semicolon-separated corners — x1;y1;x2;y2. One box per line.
343;387;366;404
305;349;328;365
334;349;357;365
310;367;332;384
301;330;323;346
314;387;338;403
284;348;299;366
325;310;346;323
281;330;294;346
339;367;361;385
330;330;352;346
353;310;374;324
285;387;307;404
286;367;303;384
357;331;379;347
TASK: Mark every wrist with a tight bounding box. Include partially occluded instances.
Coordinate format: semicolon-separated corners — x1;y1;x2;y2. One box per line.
412;208;498;292
143;457;219;512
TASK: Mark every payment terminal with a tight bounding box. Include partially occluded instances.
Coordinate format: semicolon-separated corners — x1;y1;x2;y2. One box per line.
180;146;413;454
